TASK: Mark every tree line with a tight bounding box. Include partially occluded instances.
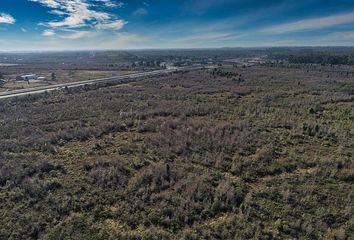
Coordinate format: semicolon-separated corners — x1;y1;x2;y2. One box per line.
271;52;354;65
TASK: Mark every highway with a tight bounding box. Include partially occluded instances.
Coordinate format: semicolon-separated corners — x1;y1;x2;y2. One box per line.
0;66;207;100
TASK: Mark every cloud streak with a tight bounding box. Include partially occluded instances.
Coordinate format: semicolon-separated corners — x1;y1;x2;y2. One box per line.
42;29;56;36
262;11;354;34
95;19;127;30
174;32;242;43
60;30;96;39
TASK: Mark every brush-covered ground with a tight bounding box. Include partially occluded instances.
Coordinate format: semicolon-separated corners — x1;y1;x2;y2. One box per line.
0;65;353;239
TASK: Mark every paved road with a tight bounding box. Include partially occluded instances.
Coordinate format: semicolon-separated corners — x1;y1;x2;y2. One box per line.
0;66;208;100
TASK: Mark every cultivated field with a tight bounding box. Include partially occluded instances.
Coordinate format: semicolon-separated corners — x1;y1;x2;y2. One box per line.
0;64;353;239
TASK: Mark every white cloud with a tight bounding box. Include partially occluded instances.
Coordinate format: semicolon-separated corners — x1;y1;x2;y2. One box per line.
31;0;60;8
42;29;56;36
96;0;124;8
31;0;127;35
96;19;127;30
21;28;27;32
0;13;15;24
262;11;354;34
40;0;110;28
49;10;66;15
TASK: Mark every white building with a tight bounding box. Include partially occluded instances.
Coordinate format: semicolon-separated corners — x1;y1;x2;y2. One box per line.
17;74;37;81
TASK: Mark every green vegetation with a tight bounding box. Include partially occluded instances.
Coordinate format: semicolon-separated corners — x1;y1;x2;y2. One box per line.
0;65;353;239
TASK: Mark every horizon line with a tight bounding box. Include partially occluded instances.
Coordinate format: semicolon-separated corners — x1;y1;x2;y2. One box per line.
1;45;354;53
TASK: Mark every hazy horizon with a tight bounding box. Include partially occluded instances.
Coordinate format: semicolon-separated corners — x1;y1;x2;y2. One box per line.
2;46;354;53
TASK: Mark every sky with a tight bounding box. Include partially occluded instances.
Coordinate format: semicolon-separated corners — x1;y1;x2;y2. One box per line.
1;0;354;50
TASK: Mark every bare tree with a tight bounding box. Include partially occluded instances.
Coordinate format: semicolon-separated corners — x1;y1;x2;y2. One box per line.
51;72;56;81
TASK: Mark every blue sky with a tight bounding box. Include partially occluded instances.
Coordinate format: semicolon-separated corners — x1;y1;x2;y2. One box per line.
1;0;354;50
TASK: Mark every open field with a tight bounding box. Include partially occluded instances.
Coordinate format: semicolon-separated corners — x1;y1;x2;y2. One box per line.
0;67;203;99
0;48;259;92
0;64;353;239
0;70;138;92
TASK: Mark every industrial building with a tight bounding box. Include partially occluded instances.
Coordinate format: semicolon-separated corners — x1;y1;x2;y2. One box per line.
16;74;37;81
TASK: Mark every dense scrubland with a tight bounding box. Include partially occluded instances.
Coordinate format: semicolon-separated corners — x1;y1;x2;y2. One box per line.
0;64;353;239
